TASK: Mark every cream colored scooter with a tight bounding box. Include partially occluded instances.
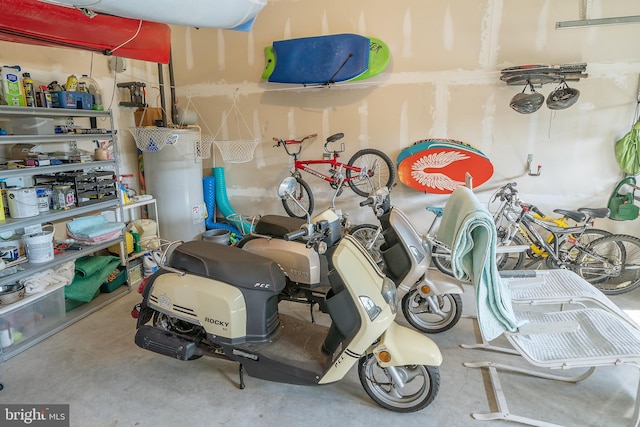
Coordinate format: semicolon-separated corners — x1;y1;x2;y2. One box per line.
352;187;465;333
133;178;443;412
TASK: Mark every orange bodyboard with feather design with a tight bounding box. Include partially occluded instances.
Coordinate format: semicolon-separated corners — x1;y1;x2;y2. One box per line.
397;139;494;193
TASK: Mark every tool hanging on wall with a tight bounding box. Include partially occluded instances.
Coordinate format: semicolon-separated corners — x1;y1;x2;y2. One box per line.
117;82;146;108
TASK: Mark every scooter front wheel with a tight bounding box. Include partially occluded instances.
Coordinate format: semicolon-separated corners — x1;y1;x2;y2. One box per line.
358;355;440;412
401;291;462;333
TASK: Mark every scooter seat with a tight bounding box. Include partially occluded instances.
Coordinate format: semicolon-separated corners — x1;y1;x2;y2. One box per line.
169;240;286;294
255;215;306;238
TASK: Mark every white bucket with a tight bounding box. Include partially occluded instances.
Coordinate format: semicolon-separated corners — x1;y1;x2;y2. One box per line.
7;188;39;218
23;224;55;263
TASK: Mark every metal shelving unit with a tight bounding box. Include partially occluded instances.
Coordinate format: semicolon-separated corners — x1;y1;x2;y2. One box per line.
0;105;128;361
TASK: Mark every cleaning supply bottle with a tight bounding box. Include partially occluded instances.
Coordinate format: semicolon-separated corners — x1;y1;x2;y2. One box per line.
143;253;158;277
65;74;78;91
0;66;25;106
37;85;53;108
78;74;103;110
22;72;35;107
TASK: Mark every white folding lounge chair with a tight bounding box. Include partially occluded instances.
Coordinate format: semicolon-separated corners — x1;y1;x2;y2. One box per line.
503;268;638;326
440;186;640;427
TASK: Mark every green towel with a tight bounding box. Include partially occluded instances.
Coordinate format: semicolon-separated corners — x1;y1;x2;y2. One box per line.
75;255;117;278
439;186;523;341
65;258;121;302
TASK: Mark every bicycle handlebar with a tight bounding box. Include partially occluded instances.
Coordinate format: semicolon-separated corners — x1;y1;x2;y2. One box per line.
360;198;374;207
492;182;518;202
272;133;318;146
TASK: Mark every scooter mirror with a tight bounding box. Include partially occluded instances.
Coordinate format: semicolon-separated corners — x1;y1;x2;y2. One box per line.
277;177;298;199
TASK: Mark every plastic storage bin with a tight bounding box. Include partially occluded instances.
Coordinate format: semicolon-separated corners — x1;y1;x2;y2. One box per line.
50;91;94;110
0;286;65;355
101;268;127;293
9;117;55;135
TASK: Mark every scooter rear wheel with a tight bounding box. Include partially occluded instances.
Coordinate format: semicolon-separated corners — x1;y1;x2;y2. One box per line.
401;291;462;333
358;354;440;412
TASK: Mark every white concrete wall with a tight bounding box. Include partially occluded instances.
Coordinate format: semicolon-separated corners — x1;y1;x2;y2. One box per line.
2;0;640;235
167;0;640;234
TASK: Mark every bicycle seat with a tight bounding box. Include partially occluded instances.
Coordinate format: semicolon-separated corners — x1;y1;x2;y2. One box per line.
326;133;344;143
324;133;345;154
425;206;444;217
577;207;611;219
553;209;586;223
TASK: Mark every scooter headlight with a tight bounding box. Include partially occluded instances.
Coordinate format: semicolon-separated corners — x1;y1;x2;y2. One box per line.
380;277;397;314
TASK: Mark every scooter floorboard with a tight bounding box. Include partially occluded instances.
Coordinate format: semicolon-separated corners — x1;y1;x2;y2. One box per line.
240;313;333;378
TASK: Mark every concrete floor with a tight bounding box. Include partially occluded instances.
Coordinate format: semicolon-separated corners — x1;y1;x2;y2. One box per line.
2;278;640;427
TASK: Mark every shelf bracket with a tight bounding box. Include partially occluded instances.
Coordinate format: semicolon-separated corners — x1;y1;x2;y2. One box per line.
556;2;640;29
527;154;542;176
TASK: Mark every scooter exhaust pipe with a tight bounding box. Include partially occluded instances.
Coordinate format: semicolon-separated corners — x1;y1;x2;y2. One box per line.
135;325;197;361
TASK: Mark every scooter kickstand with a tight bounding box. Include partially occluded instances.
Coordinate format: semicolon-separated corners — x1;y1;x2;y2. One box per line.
309;303;316;324
238;363;245;390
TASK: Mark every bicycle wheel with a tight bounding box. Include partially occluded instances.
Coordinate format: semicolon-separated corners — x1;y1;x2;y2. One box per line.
549;228;612;268
431;243;453;276
349;224;384;267
281;176;314;219
495;233;527;270
576;234;640;295
346;149;396;197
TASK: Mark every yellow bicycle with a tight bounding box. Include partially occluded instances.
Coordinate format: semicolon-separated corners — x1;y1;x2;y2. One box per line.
490;182;611;269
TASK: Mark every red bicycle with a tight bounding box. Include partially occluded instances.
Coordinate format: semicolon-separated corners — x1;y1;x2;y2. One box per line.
273;132;395;218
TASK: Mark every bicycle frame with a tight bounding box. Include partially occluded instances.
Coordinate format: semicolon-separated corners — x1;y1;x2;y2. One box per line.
293;157;365;185
501;206;592;266
492;185;594;260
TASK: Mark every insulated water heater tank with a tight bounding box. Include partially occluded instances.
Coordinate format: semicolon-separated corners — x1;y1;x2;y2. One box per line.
142;145;206;242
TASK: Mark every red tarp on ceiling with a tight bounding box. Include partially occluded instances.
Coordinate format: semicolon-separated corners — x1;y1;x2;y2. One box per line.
0;0;171;64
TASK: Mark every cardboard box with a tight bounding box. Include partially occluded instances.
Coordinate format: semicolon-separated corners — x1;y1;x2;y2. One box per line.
134;107;164;127
10;143;36;160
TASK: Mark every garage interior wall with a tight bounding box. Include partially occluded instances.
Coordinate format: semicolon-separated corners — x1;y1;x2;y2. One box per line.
1;0;640;235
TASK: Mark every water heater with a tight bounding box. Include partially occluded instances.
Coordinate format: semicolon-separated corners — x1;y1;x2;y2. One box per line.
143;145;206;242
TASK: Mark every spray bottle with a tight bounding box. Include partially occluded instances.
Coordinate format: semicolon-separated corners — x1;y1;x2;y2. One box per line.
22;72;35;107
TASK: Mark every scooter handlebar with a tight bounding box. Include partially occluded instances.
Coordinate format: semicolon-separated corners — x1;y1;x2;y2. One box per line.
284;228;308;241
